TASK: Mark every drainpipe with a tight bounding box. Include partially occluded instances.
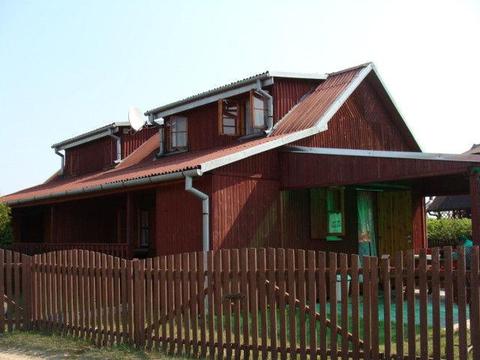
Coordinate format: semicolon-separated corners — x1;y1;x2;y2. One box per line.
156;127;165;157
185;175;209;252
110;133;122;163
54;149;65;175
255;80;274;135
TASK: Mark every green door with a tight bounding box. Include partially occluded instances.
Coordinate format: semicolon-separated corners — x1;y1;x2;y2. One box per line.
357;191;377;257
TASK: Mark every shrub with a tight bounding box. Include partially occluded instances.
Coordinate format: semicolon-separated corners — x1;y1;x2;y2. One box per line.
0;203;12;245
427;218;472;248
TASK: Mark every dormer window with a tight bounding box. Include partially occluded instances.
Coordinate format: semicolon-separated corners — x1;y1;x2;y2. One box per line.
218;99;242;136
218;90;267;137
169;116;188;151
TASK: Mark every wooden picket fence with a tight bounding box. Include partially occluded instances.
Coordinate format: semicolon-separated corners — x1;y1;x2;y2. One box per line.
1;246;479;360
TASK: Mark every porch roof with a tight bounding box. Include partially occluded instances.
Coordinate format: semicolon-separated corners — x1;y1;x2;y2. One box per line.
281;146;480;195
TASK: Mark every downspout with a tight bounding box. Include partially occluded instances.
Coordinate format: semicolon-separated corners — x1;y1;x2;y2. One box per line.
110;133;122;163
185;175;209;252
156;127;165;157
54;149;65;175
255;80;274;135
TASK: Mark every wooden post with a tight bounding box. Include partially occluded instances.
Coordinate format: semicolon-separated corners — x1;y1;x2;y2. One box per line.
133;259;145;348
470;170;480;246
126;193;134;258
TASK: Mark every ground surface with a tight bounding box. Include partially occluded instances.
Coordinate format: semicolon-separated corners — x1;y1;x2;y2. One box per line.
0;332;185;360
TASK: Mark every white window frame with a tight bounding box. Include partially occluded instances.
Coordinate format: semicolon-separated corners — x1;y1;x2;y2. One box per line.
170;116;188;151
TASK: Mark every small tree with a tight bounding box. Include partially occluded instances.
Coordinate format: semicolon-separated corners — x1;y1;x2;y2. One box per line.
0;202;13;245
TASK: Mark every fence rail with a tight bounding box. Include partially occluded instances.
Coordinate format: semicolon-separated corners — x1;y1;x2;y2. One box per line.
7;242;130;258
1;246;479;360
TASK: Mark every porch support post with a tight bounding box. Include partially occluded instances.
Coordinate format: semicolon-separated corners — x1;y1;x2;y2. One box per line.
470;169;480;246
126;193;134;258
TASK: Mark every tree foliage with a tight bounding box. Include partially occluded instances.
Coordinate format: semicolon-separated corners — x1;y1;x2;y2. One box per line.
0;203;12;245
427;218;471;248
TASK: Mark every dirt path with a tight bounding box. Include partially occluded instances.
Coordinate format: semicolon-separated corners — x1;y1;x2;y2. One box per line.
0;351;45;360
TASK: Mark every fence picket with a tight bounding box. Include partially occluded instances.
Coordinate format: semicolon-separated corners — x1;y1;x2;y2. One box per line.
297;249;307;360
231;249;241;360
189;252;198;356
159;256;167;351
223;250;232;360
0;250;4;333
286;249;296;360
329;252;338;360
182;253;191;356
444;247;454;360
394;251;404;359
470;246;480;360
406;250;416;360
145;258;153;350
197;252;207;358
207;251;215;359
380;255;391;360
431;248;441;359
456;247;468;360
6;250;13;332
267;248;278;360
339;253;348;360
277;249;287;360
258;249;268;360
362;256;371;360
318;251;327;360
418;249;428;360
307;250;316;360
350;254;360;360
249;248;259;360
371;256;379;360
214;251;223;360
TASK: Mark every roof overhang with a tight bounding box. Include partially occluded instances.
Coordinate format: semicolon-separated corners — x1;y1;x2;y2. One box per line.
285;146;480;163
281;146;480;192
52;122;129;151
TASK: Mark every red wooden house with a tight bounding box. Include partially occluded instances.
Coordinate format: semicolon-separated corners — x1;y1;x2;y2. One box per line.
2;62;480;258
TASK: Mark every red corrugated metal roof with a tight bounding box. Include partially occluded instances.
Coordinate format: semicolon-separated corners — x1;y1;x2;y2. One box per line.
271;65;367;135
1;134;289;204
2;63;376;205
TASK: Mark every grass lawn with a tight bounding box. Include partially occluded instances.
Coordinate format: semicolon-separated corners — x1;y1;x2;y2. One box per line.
0;331;188;360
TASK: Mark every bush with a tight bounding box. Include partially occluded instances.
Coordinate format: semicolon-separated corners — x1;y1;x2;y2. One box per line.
427;218;472;248
0;203;12;245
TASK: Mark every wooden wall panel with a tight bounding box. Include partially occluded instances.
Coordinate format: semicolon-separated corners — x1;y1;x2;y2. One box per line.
294;80;416;151
281;152;471;189
64;137;116;177
377;191;413;256
121;127;157;158
155;177;211;255
280;187;358;254
411;192;427;250
272;78;319;122
212;150;280;180
211;175;280;250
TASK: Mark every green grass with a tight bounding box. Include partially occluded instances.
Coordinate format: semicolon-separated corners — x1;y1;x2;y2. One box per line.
0;331;189;360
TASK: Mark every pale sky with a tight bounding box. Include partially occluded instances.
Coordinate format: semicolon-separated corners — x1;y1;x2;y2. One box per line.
1;0;479;195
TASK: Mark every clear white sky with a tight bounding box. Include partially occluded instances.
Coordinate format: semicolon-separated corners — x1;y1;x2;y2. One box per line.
1;0;479;195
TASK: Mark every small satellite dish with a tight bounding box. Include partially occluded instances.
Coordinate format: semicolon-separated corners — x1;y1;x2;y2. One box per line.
128;107;147;131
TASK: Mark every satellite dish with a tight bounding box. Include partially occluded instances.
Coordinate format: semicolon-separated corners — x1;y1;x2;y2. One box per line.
128;107;147;131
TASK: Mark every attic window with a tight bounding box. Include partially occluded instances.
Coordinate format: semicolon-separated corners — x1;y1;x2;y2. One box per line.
218;99;242;136
169;116;188;151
